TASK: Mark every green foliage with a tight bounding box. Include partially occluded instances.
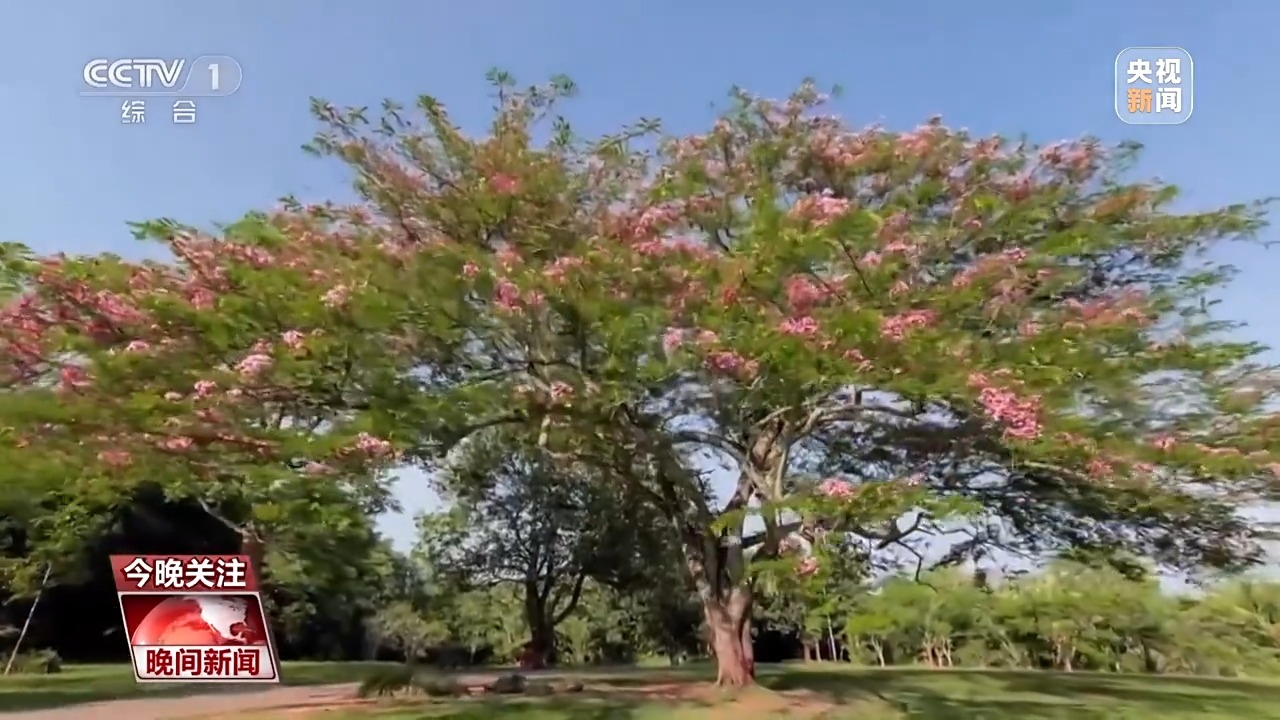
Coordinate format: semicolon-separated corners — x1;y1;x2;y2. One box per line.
781;563;1280;677
368;601;450;662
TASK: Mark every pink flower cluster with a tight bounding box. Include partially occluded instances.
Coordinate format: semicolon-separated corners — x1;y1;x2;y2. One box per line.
236;353;273;377
489;173;520;194
778;316;820;337
968;372;1043;441
818;477;856;498
322;285;350;308
543;256;585;284
548;381;574;403
784;275;834;314
352;432;393;458
880;310;937;341
705;350;759;381
494;279;522;313
790;191;851;227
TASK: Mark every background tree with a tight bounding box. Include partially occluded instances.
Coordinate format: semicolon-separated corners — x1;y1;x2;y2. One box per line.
416;429;675;665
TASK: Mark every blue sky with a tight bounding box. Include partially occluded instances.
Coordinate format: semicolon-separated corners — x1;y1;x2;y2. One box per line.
2;0;1277;551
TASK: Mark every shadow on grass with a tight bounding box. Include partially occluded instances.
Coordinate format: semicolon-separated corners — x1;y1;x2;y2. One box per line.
341;694;715;720
0;661;402;712
759;666;1280;719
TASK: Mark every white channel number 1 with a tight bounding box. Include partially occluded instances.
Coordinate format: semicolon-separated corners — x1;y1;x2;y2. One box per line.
209;63;220;92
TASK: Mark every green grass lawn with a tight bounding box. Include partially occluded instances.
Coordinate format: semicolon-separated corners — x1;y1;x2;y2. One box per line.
0;660;400;712
6;663;1280;718
333;666;1280;720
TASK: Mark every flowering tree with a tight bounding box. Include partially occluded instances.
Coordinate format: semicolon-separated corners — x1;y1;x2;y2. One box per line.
0;213;408;588
5;74;1275;688
292;75;1275;686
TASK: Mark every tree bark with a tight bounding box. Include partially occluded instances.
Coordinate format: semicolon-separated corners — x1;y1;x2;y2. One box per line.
238;528;283;674
522;586;554;668
703;589;754;686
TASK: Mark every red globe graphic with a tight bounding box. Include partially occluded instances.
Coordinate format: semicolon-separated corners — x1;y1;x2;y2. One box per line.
130;595;267;646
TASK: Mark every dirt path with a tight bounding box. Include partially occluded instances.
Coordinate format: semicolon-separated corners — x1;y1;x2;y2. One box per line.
2;683;363;720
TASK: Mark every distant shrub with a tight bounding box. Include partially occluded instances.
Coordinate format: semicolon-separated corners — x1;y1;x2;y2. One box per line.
6;649;62;674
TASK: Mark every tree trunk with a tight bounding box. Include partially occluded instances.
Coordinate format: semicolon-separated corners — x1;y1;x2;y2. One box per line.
4;563;52;675
239;529;283;674
703;590;754;686
522;587;555;669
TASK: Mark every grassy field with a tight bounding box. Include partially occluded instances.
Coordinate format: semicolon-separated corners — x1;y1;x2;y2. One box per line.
5;662;1280;718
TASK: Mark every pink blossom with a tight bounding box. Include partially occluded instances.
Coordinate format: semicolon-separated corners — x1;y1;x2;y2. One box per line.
1002;247;1028;263
791;192;851;227
705;350;760;380
968;372;1043;441
1018;321;1040;337
662;328;685;353
58;366;91;392
889;280;910;297
187;287;216;310
860;251;883;267
496;248;522;271
879;310;936;341
489;173;520;194
236;353;273;377
461;261;480;278
818;478;856;498
98;449;133;467
193;380;218;399
779;316;820;337
353;432;393;458
160;436;194;452
634;204;681;235
282;330;306;350
1086;459;1114;478
695;330;719;345
322;285;350;308
124;340;151;353
523;289;546;308
543;256;584;283
784;276;832;313
494;278;522;313
842;348;873;371
797;556;820;577
549;381;574;403
1152;435;1177;451
303;462;334;476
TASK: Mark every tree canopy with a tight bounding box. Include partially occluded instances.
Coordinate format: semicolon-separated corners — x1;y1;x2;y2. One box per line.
0;73;1275;686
